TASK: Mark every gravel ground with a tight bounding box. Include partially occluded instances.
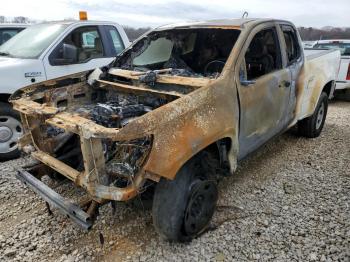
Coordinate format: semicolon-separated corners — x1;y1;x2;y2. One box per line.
0;100;349;262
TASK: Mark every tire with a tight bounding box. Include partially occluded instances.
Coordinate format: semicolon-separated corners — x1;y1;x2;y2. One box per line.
298;92;328;138
152;152;218;242
0;102;23;161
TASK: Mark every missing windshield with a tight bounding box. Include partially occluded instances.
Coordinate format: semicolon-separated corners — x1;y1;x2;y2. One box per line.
115;28;240;78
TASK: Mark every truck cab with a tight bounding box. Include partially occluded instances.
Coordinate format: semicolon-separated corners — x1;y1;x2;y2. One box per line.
0;20;130;160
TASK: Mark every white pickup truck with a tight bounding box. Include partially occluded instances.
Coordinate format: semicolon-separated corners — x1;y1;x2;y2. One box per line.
0;20;130;160
313;40;350;92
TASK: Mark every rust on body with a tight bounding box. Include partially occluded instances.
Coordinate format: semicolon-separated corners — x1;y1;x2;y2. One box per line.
10;18;340;204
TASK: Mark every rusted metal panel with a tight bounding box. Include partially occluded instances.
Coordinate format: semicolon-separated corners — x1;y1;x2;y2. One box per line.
97;79;184;98
108;68;213;87
32;151;81;182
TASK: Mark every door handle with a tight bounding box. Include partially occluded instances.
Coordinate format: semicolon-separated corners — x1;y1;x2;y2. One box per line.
279;80;291;88
241;80;256;86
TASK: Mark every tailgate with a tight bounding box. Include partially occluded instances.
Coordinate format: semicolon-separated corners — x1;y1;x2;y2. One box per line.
337;56;350;81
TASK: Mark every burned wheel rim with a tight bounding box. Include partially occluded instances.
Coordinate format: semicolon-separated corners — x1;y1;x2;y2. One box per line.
184;180;218;236
316;102;325;130
0;115;23;154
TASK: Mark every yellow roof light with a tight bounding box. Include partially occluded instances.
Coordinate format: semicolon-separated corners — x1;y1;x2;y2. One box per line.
79;11;88;21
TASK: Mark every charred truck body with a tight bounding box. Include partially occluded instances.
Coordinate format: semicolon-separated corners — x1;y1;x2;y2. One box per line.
11;19;340;242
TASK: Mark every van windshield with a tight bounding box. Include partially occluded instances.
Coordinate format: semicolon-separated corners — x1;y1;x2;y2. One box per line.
0;23;68;59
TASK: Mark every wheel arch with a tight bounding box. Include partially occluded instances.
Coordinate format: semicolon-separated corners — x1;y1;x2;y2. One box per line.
148;135;236;182
204;137;232;171
322;80;335;99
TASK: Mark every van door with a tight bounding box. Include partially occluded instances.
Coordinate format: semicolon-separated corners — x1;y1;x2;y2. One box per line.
236;24;292;159
43;25;115;80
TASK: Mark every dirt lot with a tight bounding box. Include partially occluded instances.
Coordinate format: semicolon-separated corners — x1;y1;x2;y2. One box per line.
0;101;349;262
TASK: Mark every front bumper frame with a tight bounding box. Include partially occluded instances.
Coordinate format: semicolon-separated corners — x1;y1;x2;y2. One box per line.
13;97;149;202
16;168;93;230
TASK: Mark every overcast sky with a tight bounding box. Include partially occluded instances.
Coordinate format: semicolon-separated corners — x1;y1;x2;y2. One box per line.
1;0;350;28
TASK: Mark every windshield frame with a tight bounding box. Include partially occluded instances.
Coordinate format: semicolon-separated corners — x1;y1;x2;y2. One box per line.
0;23;69;59
114;28;241;78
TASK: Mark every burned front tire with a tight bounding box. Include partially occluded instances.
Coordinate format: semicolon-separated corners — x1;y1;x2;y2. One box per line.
0;102;23;161
298;92;328;138
152;152;218;242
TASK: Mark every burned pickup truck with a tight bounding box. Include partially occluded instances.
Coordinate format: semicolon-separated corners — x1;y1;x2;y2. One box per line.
11;19;340;242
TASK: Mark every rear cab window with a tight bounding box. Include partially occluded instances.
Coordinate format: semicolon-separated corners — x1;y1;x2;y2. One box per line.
280;25;301;65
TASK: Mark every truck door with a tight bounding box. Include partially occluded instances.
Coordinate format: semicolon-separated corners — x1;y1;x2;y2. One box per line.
279;24;303;121
43;26;117;80
236;24;292;159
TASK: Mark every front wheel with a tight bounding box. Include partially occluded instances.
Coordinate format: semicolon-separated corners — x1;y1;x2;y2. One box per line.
297;92;328;138
152;152;218;242
0;102;23;161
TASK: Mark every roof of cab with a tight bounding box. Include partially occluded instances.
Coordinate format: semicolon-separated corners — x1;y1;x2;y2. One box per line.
154;18;286;31
33;20;121;26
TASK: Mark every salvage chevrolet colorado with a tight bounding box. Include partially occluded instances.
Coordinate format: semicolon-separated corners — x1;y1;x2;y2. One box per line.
11;19;340;242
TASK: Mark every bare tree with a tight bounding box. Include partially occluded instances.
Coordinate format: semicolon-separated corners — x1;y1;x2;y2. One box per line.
0;16;5;23
298;27;350;40
12;16;29;24
123;26;151;41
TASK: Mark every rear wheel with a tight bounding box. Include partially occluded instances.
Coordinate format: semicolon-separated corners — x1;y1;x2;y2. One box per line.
152;152;218;242
0;102;23;161
298;92;328;138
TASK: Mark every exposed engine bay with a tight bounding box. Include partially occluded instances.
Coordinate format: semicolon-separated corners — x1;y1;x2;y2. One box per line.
13;79;170;190
87;93;162;186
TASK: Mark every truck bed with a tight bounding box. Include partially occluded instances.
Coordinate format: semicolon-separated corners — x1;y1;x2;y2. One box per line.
304;48;339;60
295;48;340;120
